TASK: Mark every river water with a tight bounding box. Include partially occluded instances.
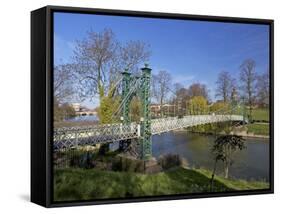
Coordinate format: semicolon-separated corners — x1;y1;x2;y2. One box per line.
152;131;269;181
66;115;99;122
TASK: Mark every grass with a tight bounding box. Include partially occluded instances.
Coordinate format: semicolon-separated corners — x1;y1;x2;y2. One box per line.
252;108;269;122
54;167;269;202
235;107;269;122
246;123;269;136
196;169;268;190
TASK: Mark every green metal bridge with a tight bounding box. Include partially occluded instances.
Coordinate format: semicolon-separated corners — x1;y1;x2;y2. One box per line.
53;64;247;160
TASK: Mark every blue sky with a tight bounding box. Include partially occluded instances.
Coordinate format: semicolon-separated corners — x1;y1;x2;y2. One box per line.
54;12;269;108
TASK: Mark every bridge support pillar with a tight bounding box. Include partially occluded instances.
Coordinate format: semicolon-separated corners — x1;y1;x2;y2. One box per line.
140;64;152;160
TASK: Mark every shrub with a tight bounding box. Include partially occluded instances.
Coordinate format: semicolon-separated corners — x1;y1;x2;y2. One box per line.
158;154;181;170
112;156;145;173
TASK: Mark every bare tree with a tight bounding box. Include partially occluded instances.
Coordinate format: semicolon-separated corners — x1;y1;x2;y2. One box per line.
152;70;172;116
120;41;151;73
73;29;150;99
187;83;209;101
73;29;119;100
172;83;190;114
240;59;257;120
256;71;269;107
216;71;236;103
54;63;75;103
173;83;184;94
72;29;150;123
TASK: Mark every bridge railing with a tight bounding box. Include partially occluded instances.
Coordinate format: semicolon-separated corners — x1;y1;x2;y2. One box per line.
53;122;139;150
151;114;244;134
53;114;245;150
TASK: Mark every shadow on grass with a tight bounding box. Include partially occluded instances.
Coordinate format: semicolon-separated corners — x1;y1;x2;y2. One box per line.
54;167;236;202
164;167;234;193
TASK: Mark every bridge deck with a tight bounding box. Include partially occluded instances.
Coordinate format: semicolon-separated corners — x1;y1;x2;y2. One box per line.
53;114;245;150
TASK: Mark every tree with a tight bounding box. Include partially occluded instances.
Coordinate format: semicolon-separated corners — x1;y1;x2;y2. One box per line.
73;29;119;101
60;103;76;120
211;135;245;179
172;83;190;114
97;92;121;124
73;29;150;123
54;98;63;122
152;70;172;116
54;64;75;103
120;41;151;73
173;83;184;94
256;71;269;107
216;71;236;103
53;99;76;122
187;83;209;101
130;97;141;122
188;96;208;115
210;101;229;113
230;87;239;105
240;59;257;120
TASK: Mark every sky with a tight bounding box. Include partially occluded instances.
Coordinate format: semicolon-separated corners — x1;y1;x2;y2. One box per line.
54;12;270;109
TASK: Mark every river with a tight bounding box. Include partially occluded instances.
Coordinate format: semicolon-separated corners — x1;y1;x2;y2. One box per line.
152;131;269;181
66;115;99;122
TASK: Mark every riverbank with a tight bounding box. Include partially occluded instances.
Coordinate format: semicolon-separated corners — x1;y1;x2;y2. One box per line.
54;167;269;201
177;128;269;139
246;123;269;136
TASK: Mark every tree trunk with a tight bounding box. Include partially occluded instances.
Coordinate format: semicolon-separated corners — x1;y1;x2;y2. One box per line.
210;159;218;191
224;164;229;179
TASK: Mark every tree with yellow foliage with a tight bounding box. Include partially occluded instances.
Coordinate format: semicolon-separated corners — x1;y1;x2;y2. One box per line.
188;96;208;115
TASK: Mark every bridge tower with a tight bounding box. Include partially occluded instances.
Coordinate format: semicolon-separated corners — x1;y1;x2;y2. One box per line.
140;64;152;160
120;64;152;160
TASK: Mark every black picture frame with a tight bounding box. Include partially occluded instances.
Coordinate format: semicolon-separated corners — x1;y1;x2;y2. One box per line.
31;5;274;208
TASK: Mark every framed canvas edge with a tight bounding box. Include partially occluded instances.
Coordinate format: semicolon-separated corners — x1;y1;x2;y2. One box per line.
31;7;48;207
34;5;274;208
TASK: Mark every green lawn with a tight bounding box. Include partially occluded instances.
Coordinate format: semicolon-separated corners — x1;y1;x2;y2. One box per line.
252;108;269;122
235;107;269;122
54;167;269;202
246;123;269;136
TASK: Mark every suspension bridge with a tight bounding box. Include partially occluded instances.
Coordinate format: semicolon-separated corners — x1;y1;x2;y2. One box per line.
53;64;247;160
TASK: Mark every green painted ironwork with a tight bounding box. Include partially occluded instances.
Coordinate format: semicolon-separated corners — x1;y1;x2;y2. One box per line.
121;69;131;124
121;64;152;160
140;64;152;160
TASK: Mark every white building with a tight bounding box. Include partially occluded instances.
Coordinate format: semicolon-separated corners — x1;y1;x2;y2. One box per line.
71;103;81;112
